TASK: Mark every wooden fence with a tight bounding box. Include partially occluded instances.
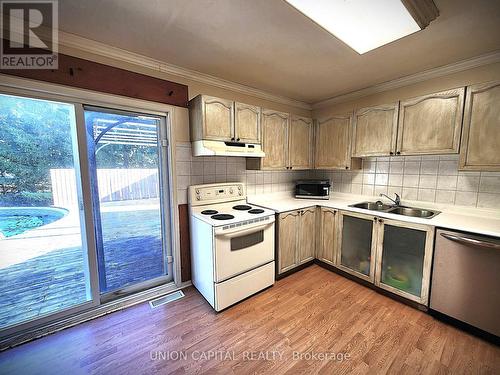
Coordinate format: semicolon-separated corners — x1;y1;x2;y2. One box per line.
50;169;159;208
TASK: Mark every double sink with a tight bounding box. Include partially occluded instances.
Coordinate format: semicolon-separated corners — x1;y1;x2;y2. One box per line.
349;201;440;219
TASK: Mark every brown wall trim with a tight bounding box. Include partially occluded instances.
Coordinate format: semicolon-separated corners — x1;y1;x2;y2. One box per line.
0;51;188;107
178;204;191;282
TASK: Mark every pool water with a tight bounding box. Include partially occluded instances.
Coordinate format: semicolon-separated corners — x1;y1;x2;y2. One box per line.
0;207;68;238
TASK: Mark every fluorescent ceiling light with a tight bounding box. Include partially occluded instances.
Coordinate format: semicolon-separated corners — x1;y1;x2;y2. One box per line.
284;0;421;54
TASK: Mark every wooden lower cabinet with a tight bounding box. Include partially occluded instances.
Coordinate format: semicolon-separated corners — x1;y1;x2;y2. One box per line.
298;207;316;264
278;210;299;274
276;206;435;305
316;207;338;265
277;207;316;274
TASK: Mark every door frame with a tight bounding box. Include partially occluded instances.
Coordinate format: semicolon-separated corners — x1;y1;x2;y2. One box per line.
0;74;181;344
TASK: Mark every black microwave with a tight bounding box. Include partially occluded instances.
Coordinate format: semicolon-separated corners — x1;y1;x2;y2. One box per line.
295;180;331;200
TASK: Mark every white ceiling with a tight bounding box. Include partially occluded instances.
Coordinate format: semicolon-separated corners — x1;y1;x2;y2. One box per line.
58;0;500;104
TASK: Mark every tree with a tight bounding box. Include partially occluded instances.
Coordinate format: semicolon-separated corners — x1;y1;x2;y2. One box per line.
0;95;74;202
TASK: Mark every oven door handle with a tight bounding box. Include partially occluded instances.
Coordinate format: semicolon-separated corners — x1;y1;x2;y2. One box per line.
215;222;273;239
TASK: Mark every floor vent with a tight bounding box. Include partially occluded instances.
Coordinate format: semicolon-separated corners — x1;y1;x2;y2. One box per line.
149;290;185;309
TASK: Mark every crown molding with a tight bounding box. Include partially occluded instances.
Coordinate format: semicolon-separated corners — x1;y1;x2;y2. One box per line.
312;50;500;110
54;32;500;112
57;31;312;110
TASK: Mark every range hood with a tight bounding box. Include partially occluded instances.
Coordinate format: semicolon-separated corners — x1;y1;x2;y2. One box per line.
192;140;265;157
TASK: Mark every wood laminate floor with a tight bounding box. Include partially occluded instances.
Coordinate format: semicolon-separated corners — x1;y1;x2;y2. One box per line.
0;265;498;374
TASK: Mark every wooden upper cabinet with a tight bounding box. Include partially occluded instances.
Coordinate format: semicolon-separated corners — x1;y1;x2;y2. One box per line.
397;88;465;155
460;81;500;171
234;102;260;144
261;110;289;170
189;95;234;142
352;103;399;157
315;114;360;170
289;116;314;170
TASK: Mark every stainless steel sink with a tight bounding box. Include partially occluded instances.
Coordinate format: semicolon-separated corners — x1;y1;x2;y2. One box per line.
349;201;393;211
349;201;441;219
387;206;440;219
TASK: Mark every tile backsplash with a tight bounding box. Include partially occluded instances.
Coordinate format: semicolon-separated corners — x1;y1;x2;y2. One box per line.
175;142;500;209
175;142;312;204
313;155;500;209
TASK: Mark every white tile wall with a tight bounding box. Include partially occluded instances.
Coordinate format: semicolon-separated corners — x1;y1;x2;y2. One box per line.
175;143;312;204
313;155;500;209
175;143;500;209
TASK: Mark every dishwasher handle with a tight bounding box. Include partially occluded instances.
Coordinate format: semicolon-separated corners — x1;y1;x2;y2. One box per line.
440;232;500;250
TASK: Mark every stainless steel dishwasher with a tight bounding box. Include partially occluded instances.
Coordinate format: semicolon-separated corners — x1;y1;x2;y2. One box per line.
430;229;500;337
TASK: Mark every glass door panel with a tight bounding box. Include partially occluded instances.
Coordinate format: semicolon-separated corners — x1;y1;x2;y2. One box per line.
0;93;92;329
340;215;373;277
84;108;171;295
379;225;426;297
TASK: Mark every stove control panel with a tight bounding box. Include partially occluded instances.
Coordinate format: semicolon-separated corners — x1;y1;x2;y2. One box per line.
189;183;246;206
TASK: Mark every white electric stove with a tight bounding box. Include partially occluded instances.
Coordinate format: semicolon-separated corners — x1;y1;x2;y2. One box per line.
188;182;275;311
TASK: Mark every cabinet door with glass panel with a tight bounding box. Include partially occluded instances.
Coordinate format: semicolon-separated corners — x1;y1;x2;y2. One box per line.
374;218;434;304
336;211;378;282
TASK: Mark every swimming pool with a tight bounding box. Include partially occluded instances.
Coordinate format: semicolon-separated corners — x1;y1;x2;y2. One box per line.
0;207;68;238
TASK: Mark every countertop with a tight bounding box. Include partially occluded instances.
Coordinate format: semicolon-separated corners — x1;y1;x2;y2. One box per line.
248;192;500;238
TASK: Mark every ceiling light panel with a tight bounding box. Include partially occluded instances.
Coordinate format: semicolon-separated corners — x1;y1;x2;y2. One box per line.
285;0;421;54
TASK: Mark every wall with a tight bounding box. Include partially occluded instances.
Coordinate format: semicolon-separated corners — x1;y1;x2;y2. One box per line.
175;142;312;204
313;62;500;118
62;46;500;210
311;62;500;210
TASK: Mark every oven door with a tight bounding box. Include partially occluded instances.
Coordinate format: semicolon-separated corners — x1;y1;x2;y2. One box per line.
213;217;275;282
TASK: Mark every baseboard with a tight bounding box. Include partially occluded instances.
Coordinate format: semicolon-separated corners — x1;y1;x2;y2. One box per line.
276;260;315;280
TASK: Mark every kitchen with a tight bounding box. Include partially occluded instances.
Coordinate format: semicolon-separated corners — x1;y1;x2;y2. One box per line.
0;0;499;374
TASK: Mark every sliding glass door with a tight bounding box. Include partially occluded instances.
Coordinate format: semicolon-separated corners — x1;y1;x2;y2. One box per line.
0;89;173;337
0;93;94;330
84;107;172;297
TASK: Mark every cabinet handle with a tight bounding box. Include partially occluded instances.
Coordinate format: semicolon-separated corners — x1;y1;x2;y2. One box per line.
390;152;394;155
396;151;401;155
373;217;377;221
379;218;384;223
231;137;235;141
345;166;349;169
237;138;240;142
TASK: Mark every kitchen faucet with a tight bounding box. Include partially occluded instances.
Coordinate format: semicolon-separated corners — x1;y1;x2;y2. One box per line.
380;193;401;206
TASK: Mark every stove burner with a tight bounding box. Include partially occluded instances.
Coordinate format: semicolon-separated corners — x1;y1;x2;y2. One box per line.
248;208;264;214
201;210;218;215
233;204;252;211
211;214;234;220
